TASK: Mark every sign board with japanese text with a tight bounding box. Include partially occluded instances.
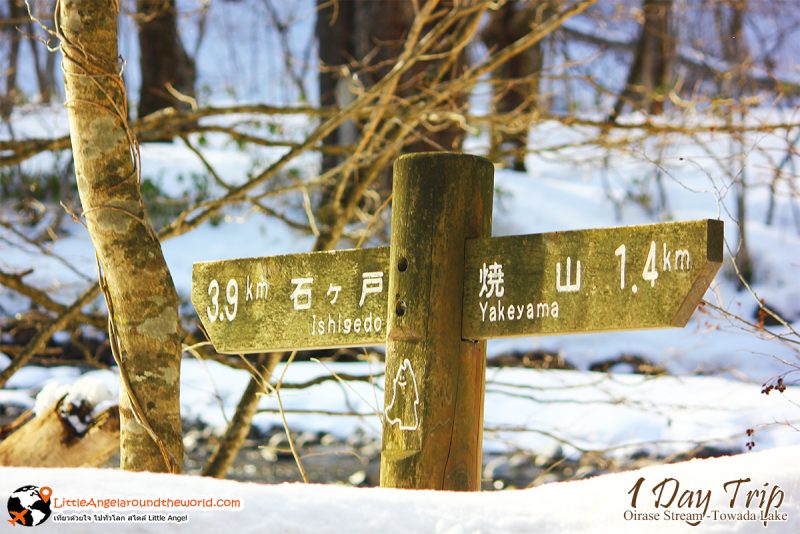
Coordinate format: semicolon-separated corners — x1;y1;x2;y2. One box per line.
191;247;390;353
462;219;723;339
191;153;726;493
193;220;723;353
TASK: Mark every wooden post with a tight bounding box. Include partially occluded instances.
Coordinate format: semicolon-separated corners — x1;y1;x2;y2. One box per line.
380;152;493;491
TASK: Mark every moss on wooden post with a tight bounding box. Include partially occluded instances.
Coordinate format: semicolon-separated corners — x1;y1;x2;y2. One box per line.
57;0;183;472
380;152;493;491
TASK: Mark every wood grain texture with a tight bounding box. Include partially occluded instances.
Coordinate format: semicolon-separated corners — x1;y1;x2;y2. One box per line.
0;400;119;468
192;247;390;353
380;152;493;491
462;219;723;339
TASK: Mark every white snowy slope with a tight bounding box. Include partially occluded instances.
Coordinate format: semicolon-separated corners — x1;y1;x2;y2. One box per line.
2;444;799;533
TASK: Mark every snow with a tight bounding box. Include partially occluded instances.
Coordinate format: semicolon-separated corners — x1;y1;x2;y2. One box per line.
63;376;115;415
6;365;82;391
33;382;71;416
32;375;116;436
2;444;799;532
14;358;794;459
322;363;795;454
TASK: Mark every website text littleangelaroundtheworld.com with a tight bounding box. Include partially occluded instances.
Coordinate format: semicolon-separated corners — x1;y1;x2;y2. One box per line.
51;496;243;511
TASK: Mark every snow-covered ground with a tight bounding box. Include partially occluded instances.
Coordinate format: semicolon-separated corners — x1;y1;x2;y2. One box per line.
3;358;798;460
2;443;799;533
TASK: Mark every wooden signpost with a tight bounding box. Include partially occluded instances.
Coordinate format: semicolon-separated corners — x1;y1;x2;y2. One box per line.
192;152;724;492
192;247;390;353
462;219;723;339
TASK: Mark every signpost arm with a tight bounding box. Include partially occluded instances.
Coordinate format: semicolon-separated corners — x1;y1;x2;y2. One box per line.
380;152;494;491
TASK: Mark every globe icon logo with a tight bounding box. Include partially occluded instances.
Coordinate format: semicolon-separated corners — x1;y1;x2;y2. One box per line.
6;486;52;527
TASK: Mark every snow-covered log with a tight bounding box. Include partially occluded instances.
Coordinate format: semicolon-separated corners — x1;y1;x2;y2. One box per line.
0;379;119;467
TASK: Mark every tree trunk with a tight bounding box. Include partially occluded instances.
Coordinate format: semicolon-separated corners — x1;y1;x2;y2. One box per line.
482;3;547;171
719;0;753;286
57;0;183;472
1;0;24;119
352;0;465;153
314;1;467;243
315;0;356;175
136;0;196;118
27;14;54;103
611;0;674;119
202;353;282;478
45;38;57;100
314;0;409;242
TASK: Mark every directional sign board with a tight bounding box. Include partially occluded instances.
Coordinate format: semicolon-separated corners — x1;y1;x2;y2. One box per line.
192;247;390;353
192;220;722;353
191;149;725;494
462;219;723;339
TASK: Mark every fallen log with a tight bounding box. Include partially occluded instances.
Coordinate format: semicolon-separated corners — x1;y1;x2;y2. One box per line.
0;398;119;467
